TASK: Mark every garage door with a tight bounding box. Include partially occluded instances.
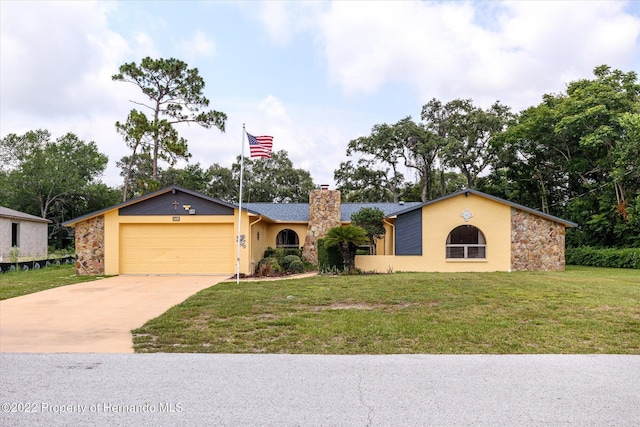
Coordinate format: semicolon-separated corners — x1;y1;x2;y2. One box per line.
119;223;235;274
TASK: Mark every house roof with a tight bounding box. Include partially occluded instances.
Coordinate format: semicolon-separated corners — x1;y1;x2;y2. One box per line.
62;186;261;227
0;206;51;223
62;186;577;228
244;203;309;222
393;188;578;227
244;202;422;222
341;202;423;222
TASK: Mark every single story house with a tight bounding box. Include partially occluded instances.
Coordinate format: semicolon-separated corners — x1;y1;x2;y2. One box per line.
0;207;51;262
61;186;576;276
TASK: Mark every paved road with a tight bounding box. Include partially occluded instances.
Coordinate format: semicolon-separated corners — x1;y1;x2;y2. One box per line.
0;275;228;353
1;353;638;426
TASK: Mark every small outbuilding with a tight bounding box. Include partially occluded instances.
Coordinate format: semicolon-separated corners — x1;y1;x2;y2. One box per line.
0;207;51;262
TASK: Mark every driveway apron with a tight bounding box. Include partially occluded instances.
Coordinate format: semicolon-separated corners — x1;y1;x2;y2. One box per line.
0;275;228;353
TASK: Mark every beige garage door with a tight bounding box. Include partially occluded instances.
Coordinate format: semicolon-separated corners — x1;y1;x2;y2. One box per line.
120;223;235;274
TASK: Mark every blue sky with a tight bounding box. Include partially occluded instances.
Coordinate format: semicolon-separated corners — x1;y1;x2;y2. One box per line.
2;1;639;189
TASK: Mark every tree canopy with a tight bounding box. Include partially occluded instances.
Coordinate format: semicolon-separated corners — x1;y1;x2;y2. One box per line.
334;65;639;248
0;130;114;247
350;207;386;254
490;65;640;247
117;149;316;203
113;57;227;190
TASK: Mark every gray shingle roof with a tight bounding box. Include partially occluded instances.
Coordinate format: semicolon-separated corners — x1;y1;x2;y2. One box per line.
244;203;310;222
0;207;51;223
340;203;422;221
244;202;422;222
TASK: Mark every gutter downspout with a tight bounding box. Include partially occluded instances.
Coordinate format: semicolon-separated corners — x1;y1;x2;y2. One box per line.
383;218;395;255
249;216;263;275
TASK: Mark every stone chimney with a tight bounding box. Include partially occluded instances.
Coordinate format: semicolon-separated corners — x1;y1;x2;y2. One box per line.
302;187;341;264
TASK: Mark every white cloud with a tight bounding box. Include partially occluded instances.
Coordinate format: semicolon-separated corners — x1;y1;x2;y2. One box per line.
257;95;293;125
0;1;140;186
177;30;216;60
132;32;161;58
0;1;131;116
317;1;640;110
257;0;325;46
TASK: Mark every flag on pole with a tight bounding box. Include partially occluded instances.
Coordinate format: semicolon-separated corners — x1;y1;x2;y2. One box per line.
247;133;273;158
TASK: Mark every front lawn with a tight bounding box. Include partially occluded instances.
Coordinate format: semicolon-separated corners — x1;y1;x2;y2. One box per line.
0;265;101;300
132;266;640;354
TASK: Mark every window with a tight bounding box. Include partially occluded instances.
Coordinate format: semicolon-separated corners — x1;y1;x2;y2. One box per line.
11;223;19;247
446;225;486;259
276;229;299;248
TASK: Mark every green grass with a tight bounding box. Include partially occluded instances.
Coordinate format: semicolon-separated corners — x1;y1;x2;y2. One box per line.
132;266;640;354
0;265;101;300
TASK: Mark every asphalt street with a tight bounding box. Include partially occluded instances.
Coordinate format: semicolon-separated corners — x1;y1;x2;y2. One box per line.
1;353;638;426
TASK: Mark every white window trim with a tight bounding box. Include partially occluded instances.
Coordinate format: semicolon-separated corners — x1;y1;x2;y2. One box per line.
445;244;487;260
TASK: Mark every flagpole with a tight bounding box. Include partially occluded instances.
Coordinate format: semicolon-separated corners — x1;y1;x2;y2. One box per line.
237;124;246;284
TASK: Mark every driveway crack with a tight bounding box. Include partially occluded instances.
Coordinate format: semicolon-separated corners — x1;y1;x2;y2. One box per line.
357;374;374;426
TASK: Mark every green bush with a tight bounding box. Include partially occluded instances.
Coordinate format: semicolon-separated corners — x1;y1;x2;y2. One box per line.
281;255;301;271
566;247;639;269
317;238;344;270
263;247;276;258
256;257;282;275
288;259;305;273
283;248;302;257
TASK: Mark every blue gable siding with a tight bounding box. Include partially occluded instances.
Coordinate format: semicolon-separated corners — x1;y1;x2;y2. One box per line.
119;190;234;216
395;208;422;255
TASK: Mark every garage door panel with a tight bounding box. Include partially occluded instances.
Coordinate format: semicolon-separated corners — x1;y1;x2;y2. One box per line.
120;223;234;274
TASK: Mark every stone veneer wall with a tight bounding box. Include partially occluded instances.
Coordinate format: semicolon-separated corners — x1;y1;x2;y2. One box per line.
302;189;342;264
511;208;566;271
75;215;105;275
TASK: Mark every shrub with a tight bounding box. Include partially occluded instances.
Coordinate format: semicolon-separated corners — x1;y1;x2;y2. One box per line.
288;259;305;273
9;246;19;264
566;247;640;269
281;255;301;271
256;257;282;276
317;238;344;270
263;247;276;258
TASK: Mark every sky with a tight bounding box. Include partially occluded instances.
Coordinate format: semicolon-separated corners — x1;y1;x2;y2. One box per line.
1;0;639;190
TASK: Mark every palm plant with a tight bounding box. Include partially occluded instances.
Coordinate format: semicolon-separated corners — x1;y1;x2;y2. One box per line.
323;225;370;272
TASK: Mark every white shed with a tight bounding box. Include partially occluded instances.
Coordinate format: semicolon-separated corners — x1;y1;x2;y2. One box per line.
0;207;51;261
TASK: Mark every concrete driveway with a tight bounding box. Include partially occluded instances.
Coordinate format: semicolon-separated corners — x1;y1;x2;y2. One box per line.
0;275;228;353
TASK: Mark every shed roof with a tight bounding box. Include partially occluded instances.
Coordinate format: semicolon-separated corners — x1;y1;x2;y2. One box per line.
0;207;51;223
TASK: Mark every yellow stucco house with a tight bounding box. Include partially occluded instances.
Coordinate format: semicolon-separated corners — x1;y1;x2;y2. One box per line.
62;186;576;276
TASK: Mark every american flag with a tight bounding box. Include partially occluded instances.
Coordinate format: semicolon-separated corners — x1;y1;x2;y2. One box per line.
247;133;273;158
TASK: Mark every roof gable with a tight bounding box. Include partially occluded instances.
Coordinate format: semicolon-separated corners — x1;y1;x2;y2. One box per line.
120;189;234;216
63;186;246;226
394;189;578;227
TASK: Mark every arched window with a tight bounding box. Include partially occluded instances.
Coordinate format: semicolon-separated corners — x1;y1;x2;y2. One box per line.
276;229;299;248
446;225;486;259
